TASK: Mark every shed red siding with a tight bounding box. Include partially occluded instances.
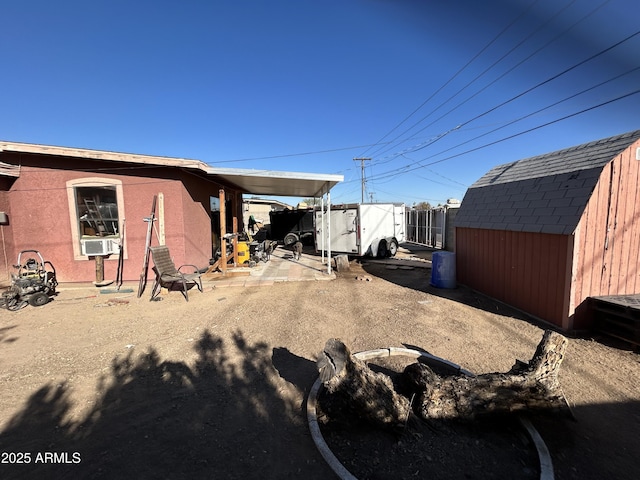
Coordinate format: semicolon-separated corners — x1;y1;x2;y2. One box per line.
572;143;640;328
456;227;573;328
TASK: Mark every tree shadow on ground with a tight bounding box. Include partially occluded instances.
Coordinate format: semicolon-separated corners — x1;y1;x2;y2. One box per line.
0;325;18;347
271;347;317;394
530;400;640;480
0;330;331;479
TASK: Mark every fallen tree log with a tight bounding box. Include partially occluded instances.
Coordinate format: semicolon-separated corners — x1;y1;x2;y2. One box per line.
317;338;410;429
317;330;569;428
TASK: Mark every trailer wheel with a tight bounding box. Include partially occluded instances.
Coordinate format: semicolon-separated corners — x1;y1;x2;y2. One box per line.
377;240;387;258
283;233;299;246
387;239;399;257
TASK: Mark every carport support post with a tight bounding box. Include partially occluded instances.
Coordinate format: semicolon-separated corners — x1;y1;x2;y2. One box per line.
219;189;227;273
327;186;332;275
320;195;325;264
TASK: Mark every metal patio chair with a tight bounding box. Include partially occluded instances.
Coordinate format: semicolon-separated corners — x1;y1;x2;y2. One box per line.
149;245;203;302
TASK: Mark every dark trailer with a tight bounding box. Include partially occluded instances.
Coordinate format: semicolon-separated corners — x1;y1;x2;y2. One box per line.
269;208;315;245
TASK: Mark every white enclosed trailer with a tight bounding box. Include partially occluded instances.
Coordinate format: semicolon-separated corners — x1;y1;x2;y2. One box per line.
314;203;405;257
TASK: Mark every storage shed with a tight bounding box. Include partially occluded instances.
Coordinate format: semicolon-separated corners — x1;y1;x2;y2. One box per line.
455;129;640;332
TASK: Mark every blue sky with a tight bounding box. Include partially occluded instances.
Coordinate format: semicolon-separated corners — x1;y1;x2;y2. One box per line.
2;0;639;206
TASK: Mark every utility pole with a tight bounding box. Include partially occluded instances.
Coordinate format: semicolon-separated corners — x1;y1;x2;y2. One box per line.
354;157;371;203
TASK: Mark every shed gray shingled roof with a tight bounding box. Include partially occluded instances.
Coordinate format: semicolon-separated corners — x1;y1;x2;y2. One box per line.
455;129;640;235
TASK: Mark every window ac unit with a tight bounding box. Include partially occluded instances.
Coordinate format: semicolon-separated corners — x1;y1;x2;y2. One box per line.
81;238;118;256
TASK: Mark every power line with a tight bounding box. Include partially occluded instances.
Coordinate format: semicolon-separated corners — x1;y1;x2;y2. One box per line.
457;29;640;131
363;88;640;185
410;64;640;165
374;62;640;172
205;141;394;165
369;0;614;161
357;0;542;159
394;0;608;148
362;27;640;181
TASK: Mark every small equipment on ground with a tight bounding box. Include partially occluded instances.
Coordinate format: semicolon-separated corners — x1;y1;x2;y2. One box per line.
1;250;57;311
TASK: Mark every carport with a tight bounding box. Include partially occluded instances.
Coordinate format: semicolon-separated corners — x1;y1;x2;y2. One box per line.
206;167;343;275
0;140;343;283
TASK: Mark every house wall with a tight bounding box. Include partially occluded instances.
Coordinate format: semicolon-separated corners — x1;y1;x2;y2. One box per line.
456;227;573;329
572;141;640;329
1;152;230;283
5;164;81;281
177;173;236;265
0;177;16;284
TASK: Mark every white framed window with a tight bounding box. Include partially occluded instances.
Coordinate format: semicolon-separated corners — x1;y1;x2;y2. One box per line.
66;178;125;260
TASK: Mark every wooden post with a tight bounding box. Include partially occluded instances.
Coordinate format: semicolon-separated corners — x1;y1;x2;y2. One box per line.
95;255;105;283
94;255;114;287
232;216;239;266
157;192;165;245
231;192;241;266
219;189;227;273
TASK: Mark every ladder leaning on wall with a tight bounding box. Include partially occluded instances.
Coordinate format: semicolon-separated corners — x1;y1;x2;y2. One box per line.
83;197;109;236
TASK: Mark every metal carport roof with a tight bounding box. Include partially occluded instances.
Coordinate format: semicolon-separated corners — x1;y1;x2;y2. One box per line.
0;141;344;197
205;167;343;198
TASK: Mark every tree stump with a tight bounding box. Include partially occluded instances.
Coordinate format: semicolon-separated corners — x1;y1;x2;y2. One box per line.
334;254;350;272
317;330;569;428
317;338;410;429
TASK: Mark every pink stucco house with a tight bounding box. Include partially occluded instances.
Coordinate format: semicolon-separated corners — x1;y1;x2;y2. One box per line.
0;142;341;285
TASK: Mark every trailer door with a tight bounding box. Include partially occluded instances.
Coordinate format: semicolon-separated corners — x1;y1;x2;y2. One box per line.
315;207;358;254
393;204;406;243
359;204;395;256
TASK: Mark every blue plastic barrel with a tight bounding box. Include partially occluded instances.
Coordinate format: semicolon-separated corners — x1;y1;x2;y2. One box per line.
430;251;456;288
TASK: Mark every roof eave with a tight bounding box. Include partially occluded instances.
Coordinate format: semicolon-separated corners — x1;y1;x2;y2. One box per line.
0;141;343;197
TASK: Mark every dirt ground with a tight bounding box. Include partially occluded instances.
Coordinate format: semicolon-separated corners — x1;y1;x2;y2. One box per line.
0;245;639;479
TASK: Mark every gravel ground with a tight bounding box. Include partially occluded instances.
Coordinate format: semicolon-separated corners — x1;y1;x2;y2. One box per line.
0;247;638;479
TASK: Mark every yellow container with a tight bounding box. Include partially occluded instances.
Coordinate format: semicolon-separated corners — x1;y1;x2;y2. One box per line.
236;241;250;263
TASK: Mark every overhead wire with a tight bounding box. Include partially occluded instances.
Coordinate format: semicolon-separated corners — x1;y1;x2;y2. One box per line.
401;0;611;144
156;2;623;180
362;87;640;185
266;1;631;203
370;0;588;161
359;28;640;184
205;141;395;165
357;0;543;160
455;29;640;130
412;64;640;165
371;61;640;177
